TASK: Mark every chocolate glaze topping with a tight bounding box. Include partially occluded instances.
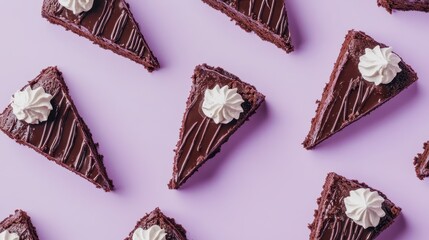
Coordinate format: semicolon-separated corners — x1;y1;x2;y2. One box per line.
42;0;159;72
0;210;39;240
0;67;114;191
124;208;187;240
169;64;265;189
309;173;401;240
378;0;429;13
303;30;417;149
201;0;293;53
414;141;429;180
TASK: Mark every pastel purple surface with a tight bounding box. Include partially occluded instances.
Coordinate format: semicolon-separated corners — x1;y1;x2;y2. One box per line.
0;1;428;239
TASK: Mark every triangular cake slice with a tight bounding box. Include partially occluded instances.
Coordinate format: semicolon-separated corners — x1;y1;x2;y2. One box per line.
378;0;429;13
124;208;188;240
169;64;265;189
0;67;113;191
42;0;159;72
309;172;401;240
0;210;39;240
414;141;429;180
201;0;293;53
303;30;417;149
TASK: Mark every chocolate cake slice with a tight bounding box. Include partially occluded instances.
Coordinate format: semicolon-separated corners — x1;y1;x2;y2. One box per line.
414;141;429;180
0;210;39;240
0;67;113;191
124;208;187;240
309;172;401;240
303;30;417;149
201;0;293;53
169;64;265;189
378;0;429;13
42;0;159;72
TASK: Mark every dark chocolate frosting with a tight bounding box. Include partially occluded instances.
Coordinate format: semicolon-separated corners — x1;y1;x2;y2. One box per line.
201;0;293;53
0;67;113;191
0;210;39;240
309;173;401;240
303;30;418;149
169;64;265;189
124;208;187;240
42;0;159;72
225;0;290;38
414;141;429;180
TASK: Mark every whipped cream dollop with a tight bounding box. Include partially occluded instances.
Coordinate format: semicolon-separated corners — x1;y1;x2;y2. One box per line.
0;230;19;240
58;0;94;15
344;188;386;229
202;85;244;124
358;45;402;85
132;225;167;240
11;86;53;124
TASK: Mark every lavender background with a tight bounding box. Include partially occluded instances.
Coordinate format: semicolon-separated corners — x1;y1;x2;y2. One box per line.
0;1;428;239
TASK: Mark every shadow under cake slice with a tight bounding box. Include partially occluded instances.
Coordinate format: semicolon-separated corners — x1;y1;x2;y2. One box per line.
42;0;159;72
201;0;294;53
0;210;39;240
169;64;265;189
0;67;113;191
378;0;429;13
124;208;187;240
309;172;401;240
303;30;418;149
